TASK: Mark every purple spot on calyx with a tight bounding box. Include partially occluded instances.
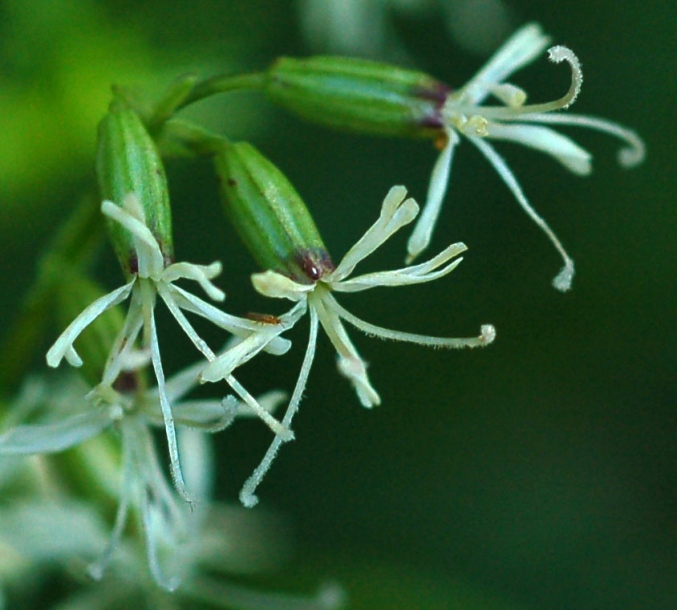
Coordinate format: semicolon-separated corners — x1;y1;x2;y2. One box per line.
113;370;139;394
419;115;445;130
414;81;452;105
128;255;139;275
296;248;335;282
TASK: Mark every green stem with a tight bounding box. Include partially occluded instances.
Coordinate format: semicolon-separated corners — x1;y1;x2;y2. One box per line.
176;71;267;112
0;191;105;396
156;118;230;158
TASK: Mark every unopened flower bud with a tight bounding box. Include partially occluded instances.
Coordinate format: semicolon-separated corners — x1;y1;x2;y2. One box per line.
264;56;450;138
96;102;173;273
215;141;335;283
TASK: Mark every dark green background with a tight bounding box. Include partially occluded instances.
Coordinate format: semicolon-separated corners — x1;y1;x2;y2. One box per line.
1;1;675;608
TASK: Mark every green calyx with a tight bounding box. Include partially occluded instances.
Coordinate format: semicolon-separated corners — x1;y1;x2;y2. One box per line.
264;56;450;138
215;141;334;283
96;101;174;275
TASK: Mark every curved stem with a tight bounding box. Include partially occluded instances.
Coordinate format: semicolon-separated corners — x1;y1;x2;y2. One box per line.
176;72;268;112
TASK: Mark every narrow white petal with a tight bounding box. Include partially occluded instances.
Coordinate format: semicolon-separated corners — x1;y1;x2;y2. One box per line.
167;283;267;333
332;186;419;281
200;305;302;382
464;22;551;104
252;271;312;301
101;287;145;385
406;132;458;264
200;331;278;382
335;243;466;292
487;123;592;175
0;409;112;455
240;307;320;508
88;442;132;581
514;112;646;168
469;136;575;291
46;280;135;368
158;283;216;360
457;44;583;120
167;399;238;431
312;294;380;408
64;346;83;367
101;199;165;278
140;491;181;592
162;261;225;302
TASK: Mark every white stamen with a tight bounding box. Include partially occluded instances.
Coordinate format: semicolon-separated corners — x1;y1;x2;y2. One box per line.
240;308;320;508
328;295;496;349
470;136;575;291
147;300;193;505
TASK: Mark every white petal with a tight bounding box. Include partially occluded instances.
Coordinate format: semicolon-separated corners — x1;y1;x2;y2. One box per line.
102;198;165;278
140;491;182;592
469;136;575;291
167;399;238;430
514;112;646;169
162;261;225;302
101;286;145;385
158;283;216;360
252;271;312;301
311;294;380;408
167;283;266;333
335;242;466;292
464;22;551;103
200;332;279;383
406;132;458;263
0;409;113;455
487;122;592;175
46;280;135;368
332;186;419;281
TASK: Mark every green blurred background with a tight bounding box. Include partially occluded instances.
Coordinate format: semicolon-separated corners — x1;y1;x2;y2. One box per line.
1;0;675;608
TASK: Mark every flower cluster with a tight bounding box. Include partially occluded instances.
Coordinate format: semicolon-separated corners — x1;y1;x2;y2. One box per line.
0;20;642;605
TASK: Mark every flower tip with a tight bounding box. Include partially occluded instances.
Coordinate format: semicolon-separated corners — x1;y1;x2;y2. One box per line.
618;134;646;169
552;260;575;292
317;582;348;609
239;489;259;508
546;45;582;109
87;561;105;581
480;324;497;345
385;184;408;204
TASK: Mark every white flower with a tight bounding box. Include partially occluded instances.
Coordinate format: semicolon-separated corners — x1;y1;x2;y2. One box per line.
0;365;287;591
46;193;293;502
202;185;495;507
409;22;645;291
